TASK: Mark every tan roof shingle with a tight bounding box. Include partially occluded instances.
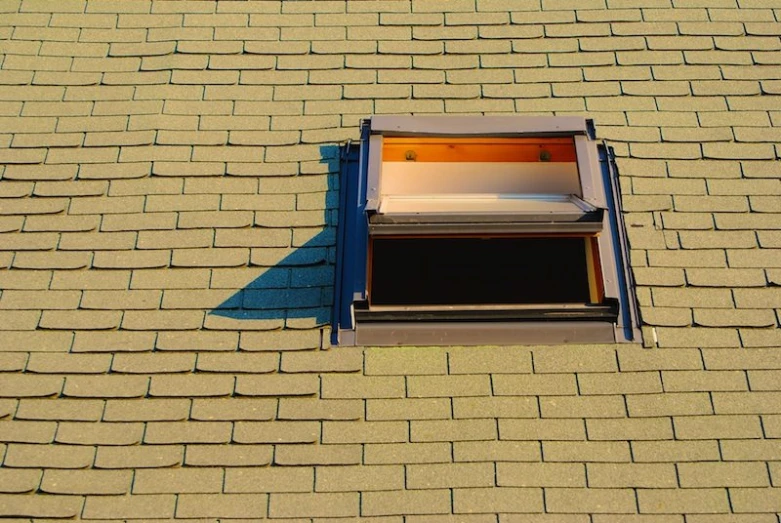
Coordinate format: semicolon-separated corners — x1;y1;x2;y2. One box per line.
1;1;781;518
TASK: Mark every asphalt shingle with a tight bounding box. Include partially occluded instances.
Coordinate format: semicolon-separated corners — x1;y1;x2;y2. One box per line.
0;1;780;519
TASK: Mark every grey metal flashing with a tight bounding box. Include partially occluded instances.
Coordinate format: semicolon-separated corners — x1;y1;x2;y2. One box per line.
368;221;604;235
354;321;616;346
601;144;642;343
354;302;618;322
336;328;356;346
370;115;589;136
371;210;600;223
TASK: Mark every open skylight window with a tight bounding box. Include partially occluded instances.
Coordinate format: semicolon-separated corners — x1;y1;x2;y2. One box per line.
333;116;640;346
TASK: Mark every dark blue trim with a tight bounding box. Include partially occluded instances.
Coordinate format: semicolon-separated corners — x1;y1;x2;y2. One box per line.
599;144;636;342
331;144;350;344
586;119;597;140
332;121;371;344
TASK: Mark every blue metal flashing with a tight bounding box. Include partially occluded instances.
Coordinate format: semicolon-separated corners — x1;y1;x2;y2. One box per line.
599;143;639;342
332;120;370;344
586;119;597;140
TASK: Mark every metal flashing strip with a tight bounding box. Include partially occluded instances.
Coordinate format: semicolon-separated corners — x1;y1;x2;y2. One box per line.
370;115;589;136
600;144;642;343
368;221;604;235
331;121;371;345
354;302;619;322
354;321;616;346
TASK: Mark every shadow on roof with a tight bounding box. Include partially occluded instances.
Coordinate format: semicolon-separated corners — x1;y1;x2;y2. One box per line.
208;145;339;327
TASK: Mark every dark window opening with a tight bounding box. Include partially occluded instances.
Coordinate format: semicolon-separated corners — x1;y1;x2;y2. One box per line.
370;236;592;307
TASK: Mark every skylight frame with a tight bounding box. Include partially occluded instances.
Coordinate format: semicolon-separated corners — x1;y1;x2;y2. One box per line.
332;116;641;346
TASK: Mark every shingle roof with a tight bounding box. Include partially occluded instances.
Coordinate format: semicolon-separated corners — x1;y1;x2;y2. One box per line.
1;0;781;519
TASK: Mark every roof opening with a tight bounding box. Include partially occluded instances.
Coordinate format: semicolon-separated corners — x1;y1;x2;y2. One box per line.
333;116;640;346
370;236;593;307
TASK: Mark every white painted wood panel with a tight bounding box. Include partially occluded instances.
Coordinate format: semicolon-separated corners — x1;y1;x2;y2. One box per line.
379;161;581;198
